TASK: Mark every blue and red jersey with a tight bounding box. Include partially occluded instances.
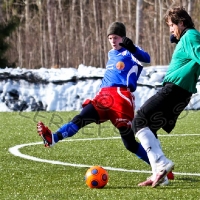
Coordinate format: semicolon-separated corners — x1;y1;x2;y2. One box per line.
100;47;150;92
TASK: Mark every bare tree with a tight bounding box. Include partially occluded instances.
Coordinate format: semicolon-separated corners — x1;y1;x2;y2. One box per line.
36;0;46;68
0;0;3;23
135;0;143;45
159;0;163;65
186;0;193;15
2;0;200;68
25;0;30;68
127;0;132;38
93;0;99;66
47;0;59;68
115;0;119;20
68;0;77;67
58;0;67;67
80;0;86;64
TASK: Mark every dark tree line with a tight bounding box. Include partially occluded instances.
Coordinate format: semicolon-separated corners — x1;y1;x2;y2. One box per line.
0;0;199;69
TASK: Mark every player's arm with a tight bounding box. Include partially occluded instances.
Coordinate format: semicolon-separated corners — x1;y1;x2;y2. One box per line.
119;37;150;64
127;64;143;92
185;31;200;65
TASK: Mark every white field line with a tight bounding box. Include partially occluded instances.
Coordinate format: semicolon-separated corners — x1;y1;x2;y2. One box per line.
8;134;200;177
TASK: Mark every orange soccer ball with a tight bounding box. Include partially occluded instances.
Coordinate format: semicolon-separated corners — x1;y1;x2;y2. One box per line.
84;166;109;188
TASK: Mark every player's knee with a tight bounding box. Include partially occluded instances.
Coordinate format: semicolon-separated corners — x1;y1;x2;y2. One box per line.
132;111;148;134
132;117;140;134
119;127;139;153
71;115;83;128
71;104;99;128
125;142;139;153
118;126;131;136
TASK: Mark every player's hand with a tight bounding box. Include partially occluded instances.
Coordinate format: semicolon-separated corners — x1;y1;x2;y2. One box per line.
170;34;179;44
119;37;136;53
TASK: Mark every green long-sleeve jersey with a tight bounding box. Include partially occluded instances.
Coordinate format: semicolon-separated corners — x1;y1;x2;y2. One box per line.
163;29;200;93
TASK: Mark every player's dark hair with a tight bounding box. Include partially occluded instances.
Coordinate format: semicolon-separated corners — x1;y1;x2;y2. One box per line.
165;6;194;28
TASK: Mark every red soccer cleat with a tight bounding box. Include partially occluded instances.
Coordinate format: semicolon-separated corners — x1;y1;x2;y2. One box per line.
37;121;55;147
167;171;174;180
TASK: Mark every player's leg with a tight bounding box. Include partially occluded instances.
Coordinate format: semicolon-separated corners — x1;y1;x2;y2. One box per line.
135;126;173;187
132;88;174;187
37;103;100;147
118;125;174;181
106;87;167;185
118;126;149;164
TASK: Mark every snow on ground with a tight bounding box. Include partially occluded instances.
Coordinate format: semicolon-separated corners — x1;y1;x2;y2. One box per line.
1;64;200;112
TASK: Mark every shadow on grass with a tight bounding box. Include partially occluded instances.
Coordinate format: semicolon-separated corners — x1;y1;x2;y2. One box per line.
176;177;200;182
104;177;200;190
104;186;137;189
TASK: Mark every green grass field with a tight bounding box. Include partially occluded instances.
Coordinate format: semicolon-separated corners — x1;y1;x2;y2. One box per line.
1;110;200;200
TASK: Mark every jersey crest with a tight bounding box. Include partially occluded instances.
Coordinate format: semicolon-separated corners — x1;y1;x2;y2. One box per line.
116;61;125;70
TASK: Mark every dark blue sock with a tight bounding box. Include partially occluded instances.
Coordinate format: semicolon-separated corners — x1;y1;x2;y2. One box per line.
136;143;150;164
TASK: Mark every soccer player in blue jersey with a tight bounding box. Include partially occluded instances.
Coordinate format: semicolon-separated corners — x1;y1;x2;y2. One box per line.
37;22;173;184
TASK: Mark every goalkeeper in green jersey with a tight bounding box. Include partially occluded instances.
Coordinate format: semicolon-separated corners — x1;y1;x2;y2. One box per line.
132;6;200;187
